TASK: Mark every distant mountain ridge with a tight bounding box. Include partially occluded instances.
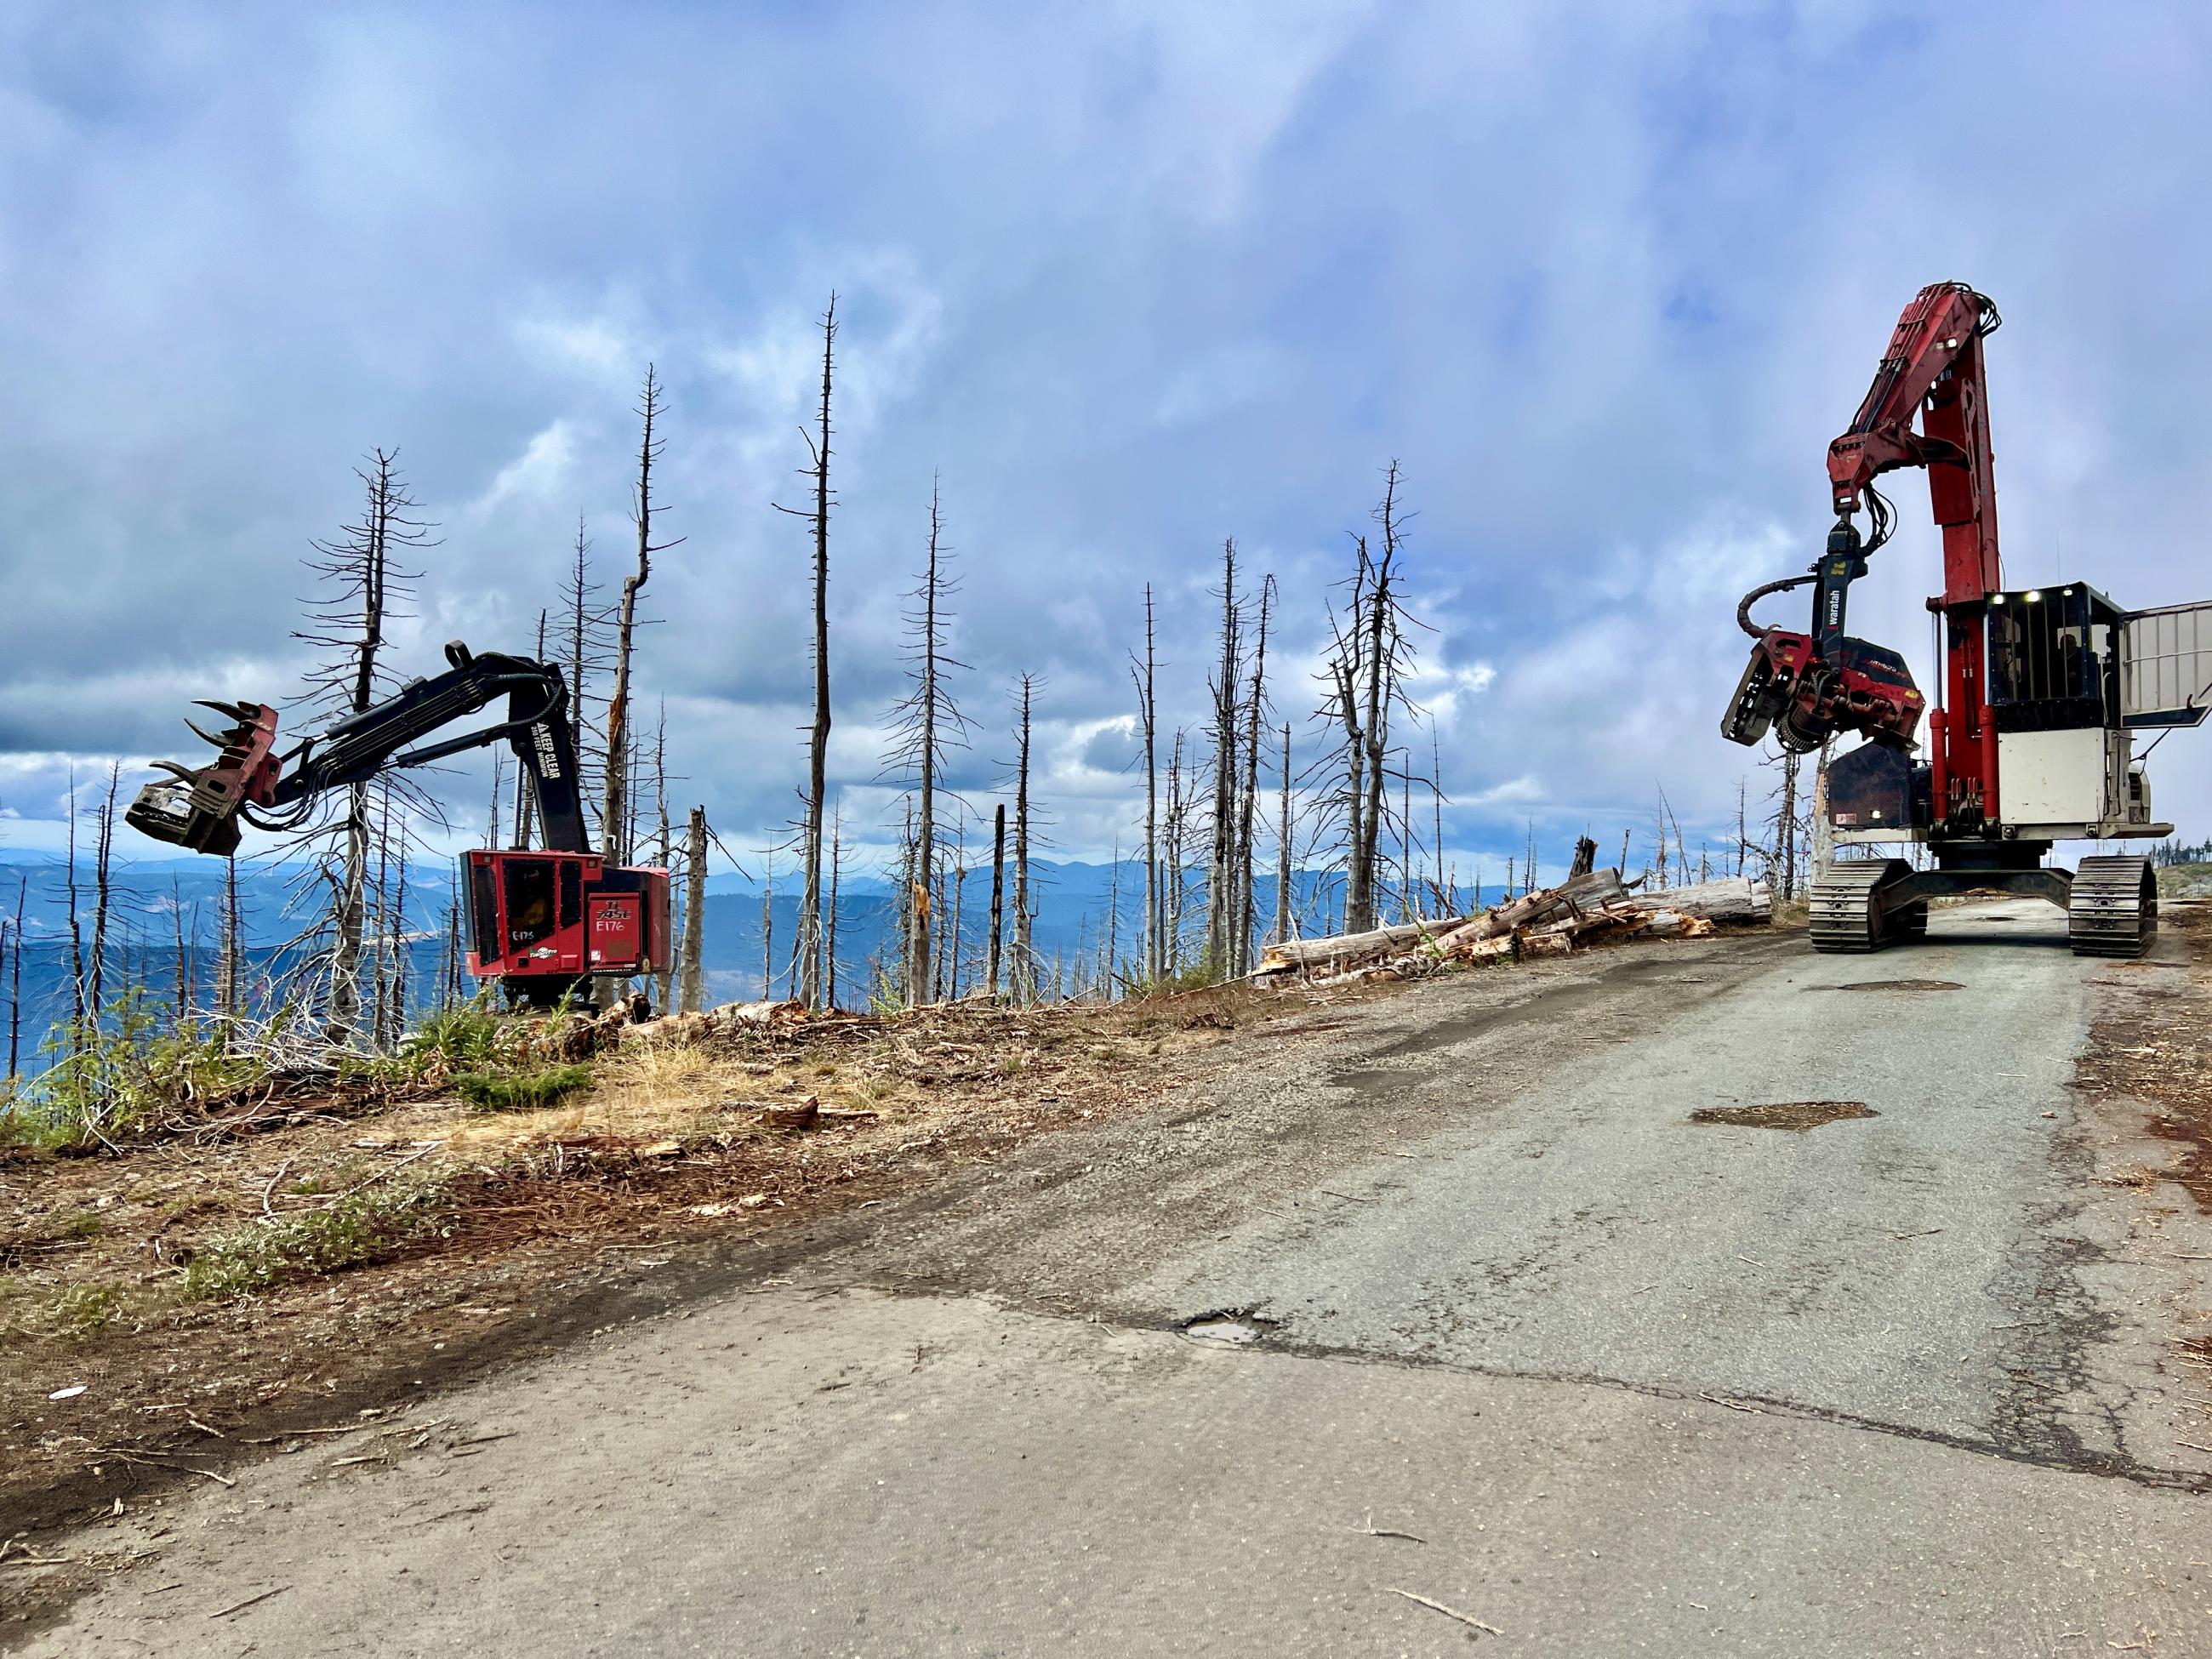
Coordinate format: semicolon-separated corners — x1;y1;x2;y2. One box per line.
0;851;1403;1060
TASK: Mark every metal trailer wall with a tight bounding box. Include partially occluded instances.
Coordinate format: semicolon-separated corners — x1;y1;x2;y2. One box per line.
2123;600;2212;726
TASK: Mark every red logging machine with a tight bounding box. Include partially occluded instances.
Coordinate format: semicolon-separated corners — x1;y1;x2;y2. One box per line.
127;641;670;1005
1723;282;2210;954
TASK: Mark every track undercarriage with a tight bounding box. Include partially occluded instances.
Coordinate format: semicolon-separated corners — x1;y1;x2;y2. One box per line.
1807;851;2157;958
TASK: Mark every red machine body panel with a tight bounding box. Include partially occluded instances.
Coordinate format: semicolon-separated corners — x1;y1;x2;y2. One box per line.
463;849;670;986
587;892;643;970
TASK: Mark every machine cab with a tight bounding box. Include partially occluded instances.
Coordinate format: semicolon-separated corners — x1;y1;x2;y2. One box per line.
464;849;670;994
1985;584;2139;831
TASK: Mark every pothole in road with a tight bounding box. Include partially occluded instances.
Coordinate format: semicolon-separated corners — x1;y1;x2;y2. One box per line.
1183;1309;1281;1345
1813;979;1964;994
1690;1101;1878;1132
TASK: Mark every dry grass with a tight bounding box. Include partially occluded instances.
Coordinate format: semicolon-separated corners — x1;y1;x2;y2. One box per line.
0;986;1276;1533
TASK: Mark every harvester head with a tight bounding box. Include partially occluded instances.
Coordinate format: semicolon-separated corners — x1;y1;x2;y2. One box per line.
123;702;282;857
1722;628;1924;754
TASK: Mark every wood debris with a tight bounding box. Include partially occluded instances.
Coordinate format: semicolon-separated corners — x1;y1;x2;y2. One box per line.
1385;1588;1502;1635
1251;869;1770;988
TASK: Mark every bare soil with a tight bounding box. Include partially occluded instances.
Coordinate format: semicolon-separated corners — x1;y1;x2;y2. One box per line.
1688;1100;1878;1132
2076;899;2212;1217
1;984;1358;1543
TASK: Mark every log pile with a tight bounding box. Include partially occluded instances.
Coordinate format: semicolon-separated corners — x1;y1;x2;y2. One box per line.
1251;870;1770;989
1620;876;1772;926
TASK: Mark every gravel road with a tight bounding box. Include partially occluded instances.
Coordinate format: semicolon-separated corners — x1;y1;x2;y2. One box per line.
17;900;2212;1656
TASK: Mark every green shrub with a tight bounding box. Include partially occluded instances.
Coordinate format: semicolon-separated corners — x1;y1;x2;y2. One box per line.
0;990;276;1149
180;1175;451;1301
453;1063;593;1113
402;993;516;1075
43;1281;125;1336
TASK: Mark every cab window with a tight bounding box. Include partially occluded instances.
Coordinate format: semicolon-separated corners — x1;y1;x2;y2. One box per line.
502;858;556;949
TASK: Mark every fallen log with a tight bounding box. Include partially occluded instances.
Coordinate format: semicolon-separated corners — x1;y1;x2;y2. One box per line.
759;1096;822;1131
1255;869;1647;985
1258;917;1466;972
1308;964;1406;989
1428;868;1636;955
1629;877;1770;925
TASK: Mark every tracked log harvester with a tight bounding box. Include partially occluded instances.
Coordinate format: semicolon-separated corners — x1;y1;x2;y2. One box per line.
1723;282;2212;955
125;641;670;1004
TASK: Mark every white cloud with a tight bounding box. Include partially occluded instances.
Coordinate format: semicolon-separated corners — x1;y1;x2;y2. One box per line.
5;2;2212;871
512;310;652;388
467;419;578;518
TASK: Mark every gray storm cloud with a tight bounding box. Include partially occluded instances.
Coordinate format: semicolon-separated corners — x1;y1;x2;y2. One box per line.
2;2;2208;871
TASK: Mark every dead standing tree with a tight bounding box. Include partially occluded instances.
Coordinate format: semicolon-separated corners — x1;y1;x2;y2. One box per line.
1160;727;1190;972
561;516;615;845
1202;540;1244;977
775;294;838;1009
603;365;680;871
1318;462;1422;936
289;448;436;1046
881;477;971;1006
1131;584;1160;984
7;874;26;1075
677;805;708;1013
1763;744;1804;898
1008;674;1040;1004
1274;722;1294;945
1232;574;1274;973
651;702;675;1012
87;765;120;1018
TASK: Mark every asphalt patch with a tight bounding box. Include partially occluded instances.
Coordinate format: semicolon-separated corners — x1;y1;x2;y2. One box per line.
1183;1309;1281;1345
1815;980;1964;994
1689;1101;1878;1132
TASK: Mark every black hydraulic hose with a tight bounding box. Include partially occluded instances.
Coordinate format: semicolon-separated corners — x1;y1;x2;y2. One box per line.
1736;572;1816;638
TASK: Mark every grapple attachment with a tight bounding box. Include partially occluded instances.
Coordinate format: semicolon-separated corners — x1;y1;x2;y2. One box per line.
1721;627;1924;754
124;702;282;857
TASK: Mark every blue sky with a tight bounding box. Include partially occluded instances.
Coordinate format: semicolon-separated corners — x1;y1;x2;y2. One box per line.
2;2;2208;880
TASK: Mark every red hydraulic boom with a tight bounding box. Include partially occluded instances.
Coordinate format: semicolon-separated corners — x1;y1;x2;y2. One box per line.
1719;282;2202;957
126;641;670;1005
1724;280;2005;829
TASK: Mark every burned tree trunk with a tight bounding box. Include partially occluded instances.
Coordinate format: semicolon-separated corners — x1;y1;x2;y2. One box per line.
887;478;970;1006
1274;722;1293;944
88;764;118;1018
1162;728;1188;973
294;449;434;1045
1233;575;1273;974
604;365;679;871
1134;584;1160;984
1011;675;1036;1005
1322;464;1418;938
988;801;1006;998
653;702;674;1012
7;874;25;1075
826;801;843;1010
1203;539;1241;976
217;853;241;1024
678;806;707;1013
1570;835;1598;879
778;295;838;1009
